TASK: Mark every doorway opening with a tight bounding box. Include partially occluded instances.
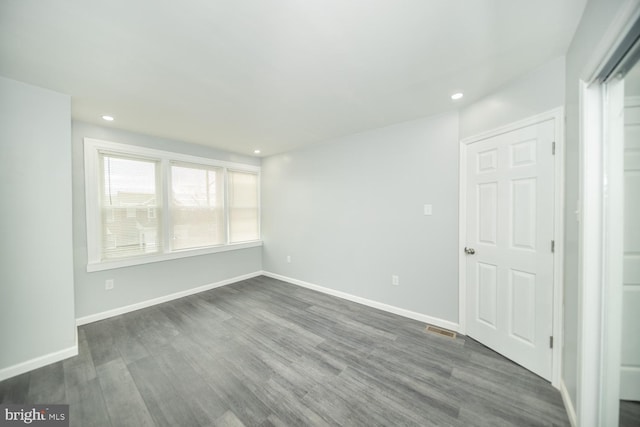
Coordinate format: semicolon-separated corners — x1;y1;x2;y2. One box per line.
578;12;640;427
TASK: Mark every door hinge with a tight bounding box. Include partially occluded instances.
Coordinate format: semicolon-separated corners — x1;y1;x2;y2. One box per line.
551;240;555;253
552;141;556;155
550;336;554;349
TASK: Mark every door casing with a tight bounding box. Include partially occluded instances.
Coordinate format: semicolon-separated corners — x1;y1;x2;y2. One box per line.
458;107;565;388
575;3;640;425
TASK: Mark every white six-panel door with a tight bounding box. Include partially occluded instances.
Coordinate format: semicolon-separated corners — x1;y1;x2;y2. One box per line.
465;119;555;380
622;99;640;401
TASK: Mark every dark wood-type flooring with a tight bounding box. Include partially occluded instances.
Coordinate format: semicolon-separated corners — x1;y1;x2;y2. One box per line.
0;276;579;426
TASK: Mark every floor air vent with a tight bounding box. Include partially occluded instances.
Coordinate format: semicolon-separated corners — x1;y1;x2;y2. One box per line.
425;325;456;339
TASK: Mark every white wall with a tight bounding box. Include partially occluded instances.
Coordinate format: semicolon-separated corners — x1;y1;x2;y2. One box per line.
459;56;566;139
262;112;460;324
0;77;76;378
72;121;262;320
563;0;629;411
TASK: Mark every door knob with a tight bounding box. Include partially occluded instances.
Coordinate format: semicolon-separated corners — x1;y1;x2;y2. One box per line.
464;247;476;255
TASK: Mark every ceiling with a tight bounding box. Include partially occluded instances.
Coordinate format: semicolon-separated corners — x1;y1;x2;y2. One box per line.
0;0;586;157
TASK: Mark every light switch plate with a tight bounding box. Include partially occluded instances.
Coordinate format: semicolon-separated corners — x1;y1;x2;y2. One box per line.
424;204;433;215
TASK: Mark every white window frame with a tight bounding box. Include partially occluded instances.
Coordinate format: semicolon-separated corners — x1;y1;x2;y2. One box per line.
84;138;261;272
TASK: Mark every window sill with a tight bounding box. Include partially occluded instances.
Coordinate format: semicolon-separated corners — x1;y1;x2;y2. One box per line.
86;240;262;272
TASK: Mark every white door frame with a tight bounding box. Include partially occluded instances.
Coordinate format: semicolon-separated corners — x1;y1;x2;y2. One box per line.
577;66;625;427
458;107;565;388
575;2;640;426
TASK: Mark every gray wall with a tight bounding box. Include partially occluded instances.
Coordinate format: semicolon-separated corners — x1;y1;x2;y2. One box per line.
459;56;565;139
563;0;628;408
0;77;76;372
72;121;262;319
261;112;460;323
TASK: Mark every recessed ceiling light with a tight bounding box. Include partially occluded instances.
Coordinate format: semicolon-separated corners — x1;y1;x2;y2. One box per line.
254;149;261;154
451;93;464;100
102;115;114;121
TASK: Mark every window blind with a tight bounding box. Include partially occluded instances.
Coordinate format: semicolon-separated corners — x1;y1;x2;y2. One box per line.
228;170;259;243
170;163;224;250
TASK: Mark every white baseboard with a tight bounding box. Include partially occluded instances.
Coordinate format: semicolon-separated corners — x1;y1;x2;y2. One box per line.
560;379;577;427
262;271;460;332
76;271;263;326
0;344;78;382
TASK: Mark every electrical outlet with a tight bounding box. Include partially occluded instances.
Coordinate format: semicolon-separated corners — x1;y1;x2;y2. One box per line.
105;279;114;290
392;275;399;286
286;255;291;263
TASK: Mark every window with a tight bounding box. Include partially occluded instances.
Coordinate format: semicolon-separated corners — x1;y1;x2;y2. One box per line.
170;163;224;250
84;138;260;271
228;170;260;243
101;154;160;259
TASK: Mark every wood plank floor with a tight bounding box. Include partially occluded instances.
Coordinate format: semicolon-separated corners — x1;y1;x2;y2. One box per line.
620;400;640;427
1;276;572;426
